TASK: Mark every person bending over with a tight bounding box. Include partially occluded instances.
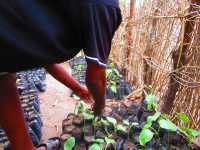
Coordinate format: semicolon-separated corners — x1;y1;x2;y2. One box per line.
0;0;122;149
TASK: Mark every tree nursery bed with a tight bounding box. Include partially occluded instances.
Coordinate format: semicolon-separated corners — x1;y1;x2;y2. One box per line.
59;95;200;150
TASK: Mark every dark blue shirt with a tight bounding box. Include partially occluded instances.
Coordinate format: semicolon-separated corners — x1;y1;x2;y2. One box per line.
86;0;119;7
0;0;121;72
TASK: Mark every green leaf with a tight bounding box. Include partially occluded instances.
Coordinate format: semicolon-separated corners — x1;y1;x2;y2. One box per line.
64;137;75;150
72;94;80;100
75;64;84;71
147;112;161;123
145;94;157;110
123;120;130;126
89;143;102;150
179;127;188;135
143;121;152;129
116;124;126;132
113;68;120;77
106;69;113;78
176;112;190;123
158;119;177;131
94;116;101;124
110;85;117;93
101;118;110;126
83;112;94;120
180;127;191;136
181;127;200;137
139;129;154;146
76;101;88;113
110;80;116;85
105;137;116;145
146;94;156;104
190;129;200;137
108;62;115;68
92;138;104;144
106;117;117;126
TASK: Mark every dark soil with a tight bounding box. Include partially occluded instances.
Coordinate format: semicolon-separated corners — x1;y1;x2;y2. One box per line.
60;100;200;150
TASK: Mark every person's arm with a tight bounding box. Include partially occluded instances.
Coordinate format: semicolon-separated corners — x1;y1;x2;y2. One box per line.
86;61;106;115
45;63;93;103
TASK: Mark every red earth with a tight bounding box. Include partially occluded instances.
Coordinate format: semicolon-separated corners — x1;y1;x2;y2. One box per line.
39;63;77;143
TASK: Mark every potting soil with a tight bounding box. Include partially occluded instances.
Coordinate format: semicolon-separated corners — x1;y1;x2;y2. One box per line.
0;68;46;150
60;100;200;150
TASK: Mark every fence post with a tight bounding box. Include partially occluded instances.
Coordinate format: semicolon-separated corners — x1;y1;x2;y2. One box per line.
161;0;197;113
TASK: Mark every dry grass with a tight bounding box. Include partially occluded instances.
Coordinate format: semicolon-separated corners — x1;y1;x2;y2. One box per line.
111;0;200;129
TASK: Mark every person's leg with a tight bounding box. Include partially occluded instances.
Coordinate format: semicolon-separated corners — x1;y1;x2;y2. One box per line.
0;74;35;150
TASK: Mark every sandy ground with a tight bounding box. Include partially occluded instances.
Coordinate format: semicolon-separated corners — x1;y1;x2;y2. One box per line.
39;63;77;142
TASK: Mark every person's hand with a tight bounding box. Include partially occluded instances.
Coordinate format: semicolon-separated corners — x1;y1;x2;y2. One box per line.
92;99;105;116
93;104;105;116
75;85;94;104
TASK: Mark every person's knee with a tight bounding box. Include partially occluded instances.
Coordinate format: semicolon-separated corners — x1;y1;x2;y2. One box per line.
0;73;17;99
0;73;16;82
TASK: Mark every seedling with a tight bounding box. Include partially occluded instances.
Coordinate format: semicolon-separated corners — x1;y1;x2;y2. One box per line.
139;128;154;146
104;136;116;150
179;127;200;144
83;112;94;120
88;143;102;150
106;62;121;94
109;81;117;93
176;112;190;124
100;118;110;126
140;93;200;147
88;138;105;150
175;112;200;144
92;117;101;137
139;112;161;145
158;119;177;132
64;136;76;150
123;120;140;140
116;124;126;133
71;94;80;100
106;69;113;78
92;138;104;144
123;120;139;130
90;131;116;149
122;120;130;126
106;117;117;126
74;64;84;71
144;85;156;95
147;112;161;123
73;94;200;149
145;94;157;110
74;101;88;114
108;62;115;68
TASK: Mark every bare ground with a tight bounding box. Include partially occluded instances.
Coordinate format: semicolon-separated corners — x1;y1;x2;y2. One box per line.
39;63;77;142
